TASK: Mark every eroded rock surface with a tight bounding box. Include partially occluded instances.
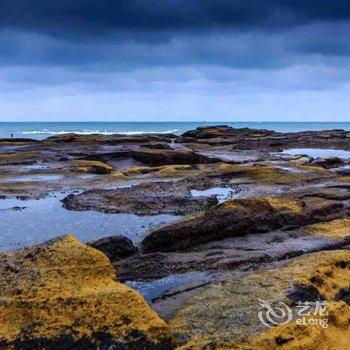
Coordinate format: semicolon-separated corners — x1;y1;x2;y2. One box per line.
170;250;350;349
1;125;350;350
141;196;348;253
62;181;218;215
0;235;175;349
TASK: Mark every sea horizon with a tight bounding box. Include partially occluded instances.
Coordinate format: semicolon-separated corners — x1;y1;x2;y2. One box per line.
1;121;350;140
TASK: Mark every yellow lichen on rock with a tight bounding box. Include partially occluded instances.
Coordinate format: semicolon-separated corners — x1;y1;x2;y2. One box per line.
215;164;313;185
265;197;304;213
70;159;120;175
338;175;350;184
305;218;350;239
220;196;303;214
123;164;197;178
172;250;350;350
249;301;349;350
155;165;194;178
248;250;350;350
0;235;175;349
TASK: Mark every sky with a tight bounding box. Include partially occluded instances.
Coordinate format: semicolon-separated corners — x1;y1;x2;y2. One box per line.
1;1;350;122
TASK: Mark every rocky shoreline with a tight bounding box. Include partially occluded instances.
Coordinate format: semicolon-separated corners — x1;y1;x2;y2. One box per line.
0;125;349;349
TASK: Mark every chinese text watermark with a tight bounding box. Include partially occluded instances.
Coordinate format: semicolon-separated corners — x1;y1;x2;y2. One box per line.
258;299;328;329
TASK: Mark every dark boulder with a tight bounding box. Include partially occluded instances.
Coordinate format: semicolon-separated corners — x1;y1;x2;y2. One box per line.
312;157;344;168
130;149;215;166
89;236;137;260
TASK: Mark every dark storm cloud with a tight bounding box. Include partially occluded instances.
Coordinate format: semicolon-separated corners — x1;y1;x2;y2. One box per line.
0;1;350;70
0;29;291;69
1;0;350;123
1;0;350;36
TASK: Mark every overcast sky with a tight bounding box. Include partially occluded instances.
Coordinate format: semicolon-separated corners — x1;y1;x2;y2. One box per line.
1;1;350;122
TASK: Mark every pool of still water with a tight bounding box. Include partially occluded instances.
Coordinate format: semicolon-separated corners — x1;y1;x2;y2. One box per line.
0;192;179;252
126;272;214;303
190;187;236;203
282;148;350;159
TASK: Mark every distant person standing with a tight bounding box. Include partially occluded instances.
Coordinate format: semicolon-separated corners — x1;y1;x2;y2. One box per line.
11;133;14;138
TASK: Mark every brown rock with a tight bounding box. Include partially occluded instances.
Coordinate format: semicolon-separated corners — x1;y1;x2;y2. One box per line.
89;235;138;260
130;149;216;166
141;197;345;253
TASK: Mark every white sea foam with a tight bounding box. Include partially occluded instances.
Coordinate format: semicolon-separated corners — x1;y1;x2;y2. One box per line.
21;129;179;136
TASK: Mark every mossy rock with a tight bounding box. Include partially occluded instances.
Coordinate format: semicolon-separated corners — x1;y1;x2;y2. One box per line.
0;236;175;349
71;160;117;175
172;250;350;350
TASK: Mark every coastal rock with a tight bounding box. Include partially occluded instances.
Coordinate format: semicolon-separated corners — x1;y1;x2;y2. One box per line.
0;235;175;349
0;138;38;144
70;160;116;175
122;164;194;177
181;125;275;139
335;166;350;176
0;150;40;166
44;133;175;144
312;157;344;168
116;224;350;283
290;155;314;165
305;218;350;239
141;197;346;253
180;126;350;151
1;125;350;349
89;235;138;260
142;143;173;150
170;250;350;349
62;181;219;215
130;149;216;166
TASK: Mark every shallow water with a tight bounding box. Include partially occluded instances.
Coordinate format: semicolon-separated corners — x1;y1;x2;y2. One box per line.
22;163;50;170
273;165;308;173
190;187;236;203
0;145;25;153
200;151;261;163
282;148;350;159
125;272;213;303
108;157;145;170
334;165;350;174
0;174;63;183
0;192;179;252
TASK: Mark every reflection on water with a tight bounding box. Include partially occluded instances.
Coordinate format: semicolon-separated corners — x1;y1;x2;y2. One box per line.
282;148;350;159
0;192;179;252
273;165;308;173
108;157;145;170
126;272;213;303
0;174;63;183
190;187;236;203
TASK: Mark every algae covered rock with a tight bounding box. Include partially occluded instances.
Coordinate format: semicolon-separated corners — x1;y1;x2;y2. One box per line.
0;235;175;349
171;250;350;349
70;160;116;175
130;149;214;166
62;181;218;216
141;197;344;253
305;218;350;240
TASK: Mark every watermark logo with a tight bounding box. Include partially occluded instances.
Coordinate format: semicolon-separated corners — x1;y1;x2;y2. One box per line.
258;299;293;327
258;299;328;328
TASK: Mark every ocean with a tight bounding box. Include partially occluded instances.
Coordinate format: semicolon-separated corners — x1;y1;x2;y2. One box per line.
0;122;350;140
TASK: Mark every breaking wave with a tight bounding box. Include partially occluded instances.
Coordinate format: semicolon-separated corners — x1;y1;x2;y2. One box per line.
21;129;179;136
